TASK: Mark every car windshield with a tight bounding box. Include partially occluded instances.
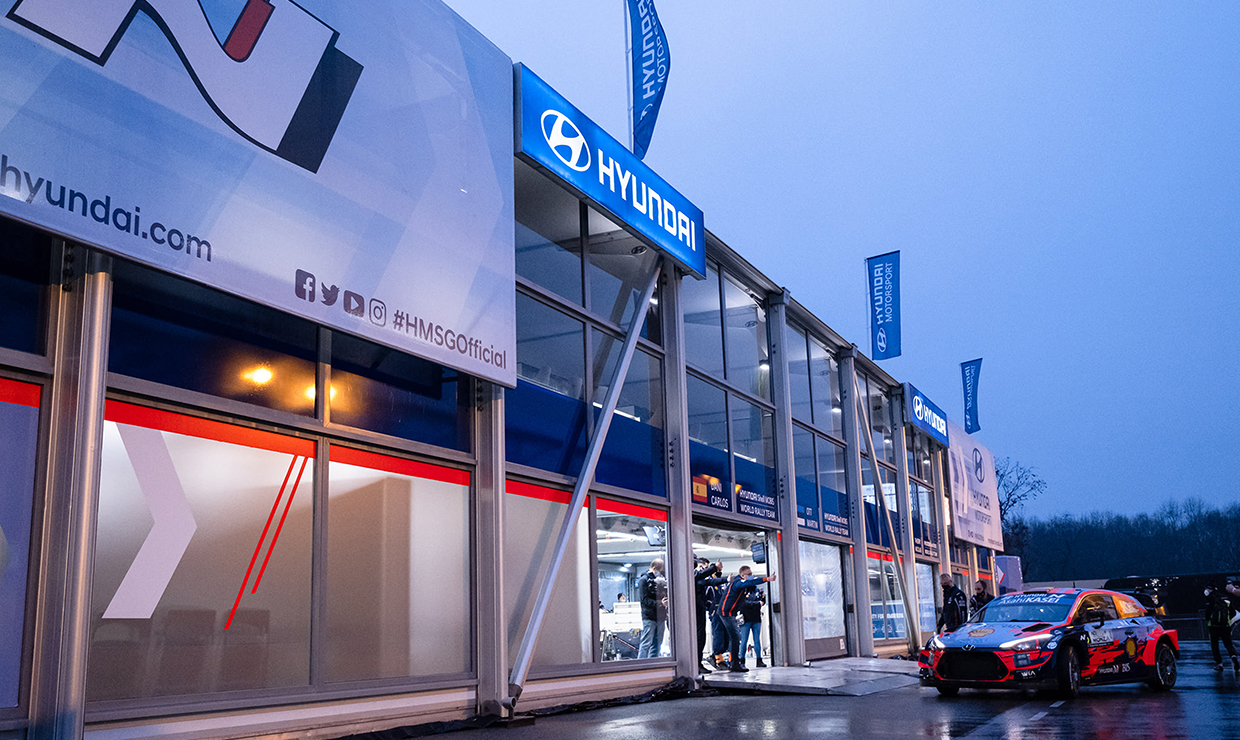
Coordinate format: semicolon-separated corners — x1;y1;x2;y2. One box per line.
972;596;1073;624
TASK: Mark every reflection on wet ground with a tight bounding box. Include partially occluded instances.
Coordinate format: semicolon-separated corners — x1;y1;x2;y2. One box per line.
463;644;1240;740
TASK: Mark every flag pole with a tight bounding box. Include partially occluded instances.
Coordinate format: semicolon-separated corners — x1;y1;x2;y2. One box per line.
623;0;634;151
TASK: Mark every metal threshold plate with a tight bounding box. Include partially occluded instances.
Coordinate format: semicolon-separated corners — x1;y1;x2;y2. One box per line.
700;659;921;696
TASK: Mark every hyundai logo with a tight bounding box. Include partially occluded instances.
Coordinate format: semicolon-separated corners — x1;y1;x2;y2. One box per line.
913;395;924;421
541;110;591;172
876;327;888;353
963;644;975;651
973;448;986;482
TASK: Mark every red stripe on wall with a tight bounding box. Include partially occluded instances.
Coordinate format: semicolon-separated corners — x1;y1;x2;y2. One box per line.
0;377;40;408
866;551;895;562
330;445;471;486
105;400;315;457
506;480;583;507
595;498;667;522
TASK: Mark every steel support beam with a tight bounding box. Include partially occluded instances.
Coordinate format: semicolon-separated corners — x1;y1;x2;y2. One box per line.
505;259;663;706
475;380;508;716
660;268;699;681
767;290;804;666
30;246;112;740
839;349;872;658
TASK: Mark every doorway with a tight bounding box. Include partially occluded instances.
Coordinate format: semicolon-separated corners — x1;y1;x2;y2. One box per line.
692;520;775;669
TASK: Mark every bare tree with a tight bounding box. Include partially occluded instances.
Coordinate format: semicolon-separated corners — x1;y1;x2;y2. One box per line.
994;456;1047;525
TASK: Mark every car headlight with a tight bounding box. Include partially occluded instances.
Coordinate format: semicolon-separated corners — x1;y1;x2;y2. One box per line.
1000;634;1051;652
927;636;945;651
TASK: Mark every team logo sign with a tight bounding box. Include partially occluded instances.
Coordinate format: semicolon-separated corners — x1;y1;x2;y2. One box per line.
7;0;363;173
540;110;591;172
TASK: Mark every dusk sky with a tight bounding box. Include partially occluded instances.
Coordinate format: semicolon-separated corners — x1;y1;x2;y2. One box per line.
443;1;1240;519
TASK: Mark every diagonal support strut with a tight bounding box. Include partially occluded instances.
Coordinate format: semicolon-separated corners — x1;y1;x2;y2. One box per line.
505;257;664;707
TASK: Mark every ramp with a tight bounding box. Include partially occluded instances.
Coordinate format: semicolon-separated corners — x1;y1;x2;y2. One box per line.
700;658;921;696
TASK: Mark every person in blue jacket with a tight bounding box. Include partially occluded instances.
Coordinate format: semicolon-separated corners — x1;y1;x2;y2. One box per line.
716;566;777;672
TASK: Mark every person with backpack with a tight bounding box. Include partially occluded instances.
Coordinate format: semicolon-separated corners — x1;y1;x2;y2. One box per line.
636;559;667;659
738;588;767;668
1205;582;1239;673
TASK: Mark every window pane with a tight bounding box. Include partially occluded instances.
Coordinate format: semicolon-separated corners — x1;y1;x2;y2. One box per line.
329;332;470;452
90;406;313;700
591;335;665;497
799;540;845;642
867;379;895;464
793;427;818;531
597;501;669;662
687;375;730;512
587;208;660;342
326;447;470;682
504;483;591;668
0;380;40;708
515;160;582;304
917;563;937;635
809;338;842;438
883;560;907;639
817;439;849;539
680;263;723;378
867;560;884;641
506;294;586;475
0;217;48;355
787;324;811;424
722;274;769;399
109;261;317;416
861;464;896;547
731;398;776;522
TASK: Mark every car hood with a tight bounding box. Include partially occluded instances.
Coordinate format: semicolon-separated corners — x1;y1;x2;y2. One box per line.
936;622;1058;650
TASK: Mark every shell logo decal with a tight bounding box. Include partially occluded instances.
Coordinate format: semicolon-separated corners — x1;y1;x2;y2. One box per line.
1126;637;1138;658
968;628;996;638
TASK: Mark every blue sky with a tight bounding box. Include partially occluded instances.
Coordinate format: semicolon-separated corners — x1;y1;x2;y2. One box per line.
441;1;1240;518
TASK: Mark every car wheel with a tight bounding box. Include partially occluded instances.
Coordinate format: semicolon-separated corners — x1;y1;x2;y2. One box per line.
1056;645;1081;699
936;684;960;696
1147;642;1177;691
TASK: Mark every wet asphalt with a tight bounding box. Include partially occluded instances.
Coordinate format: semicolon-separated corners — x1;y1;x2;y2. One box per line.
471;644;1240;740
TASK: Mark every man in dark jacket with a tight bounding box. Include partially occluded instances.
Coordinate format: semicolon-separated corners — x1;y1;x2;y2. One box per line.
1205;582;1239;673
636;559;666;659
694;559;726;671
739;589;767;668
937;573;968;634
970;579;994;616
716;566;777;672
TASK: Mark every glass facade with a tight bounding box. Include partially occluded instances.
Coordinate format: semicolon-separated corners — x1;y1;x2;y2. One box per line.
0;219;47;355
868;556;907;641
90;405;315;700
596;500;669;662
0;379;39;709
325;447;471;682
799;540;846;647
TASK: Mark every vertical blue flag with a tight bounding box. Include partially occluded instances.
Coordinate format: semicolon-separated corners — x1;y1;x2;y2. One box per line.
866;251;901;360
627;0;669;159
961;358;983;434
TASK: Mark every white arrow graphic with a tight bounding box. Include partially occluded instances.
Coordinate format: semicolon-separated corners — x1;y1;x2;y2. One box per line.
103;424;197;619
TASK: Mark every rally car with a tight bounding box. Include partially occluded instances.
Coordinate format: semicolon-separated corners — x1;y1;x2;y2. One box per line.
919;588;1178;698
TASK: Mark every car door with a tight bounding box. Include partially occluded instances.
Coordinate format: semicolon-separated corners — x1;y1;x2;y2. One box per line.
1072;594;1122;680
1112;593;1153;676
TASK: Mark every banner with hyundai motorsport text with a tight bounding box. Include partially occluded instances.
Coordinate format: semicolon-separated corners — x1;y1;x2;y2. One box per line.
946;418;1003;551
0;0;516;386
866;251;900;360
961;358;983;434
626;0;669;160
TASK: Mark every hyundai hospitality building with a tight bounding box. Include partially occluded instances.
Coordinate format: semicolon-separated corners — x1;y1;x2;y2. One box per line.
0;3;1004;740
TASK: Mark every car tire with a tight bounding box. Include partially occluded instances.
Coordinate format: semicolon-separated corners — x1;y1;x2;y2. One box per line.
1146;642;1177;691
936;684;960;696
1056;645;1081;700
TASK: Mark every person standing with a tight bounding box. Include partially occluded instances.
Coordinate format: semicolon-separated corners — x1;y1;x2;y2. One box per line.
716;566;777;672
637;559;666;659
970;579;994;616
1205;582;1239;673
694;558;726;671
739;588;767;668
937;573;968;634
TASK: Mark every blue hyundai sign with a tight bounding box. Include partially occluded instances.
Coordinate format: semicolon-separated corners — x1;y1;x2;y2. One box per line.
515;64;705;278
903;383;949;447
961;358;983;434
866;251;901;360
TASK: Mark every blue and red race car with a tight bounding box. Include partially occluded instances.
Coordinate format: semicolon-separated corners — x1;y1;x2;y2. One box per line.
919;588;1179;697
